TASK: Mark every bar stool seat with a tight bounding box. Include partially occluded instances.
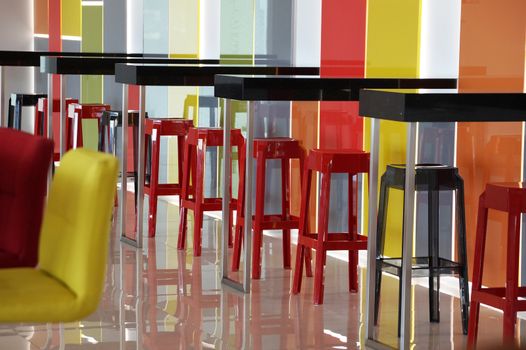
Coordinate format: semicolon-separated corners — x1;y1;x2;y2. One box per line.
67;103;110;150
374;163;469;335
37;97;79;161
232;137;305;279
178;127;245;257
144;118;194;237
468;182;526;348
292;149;369;304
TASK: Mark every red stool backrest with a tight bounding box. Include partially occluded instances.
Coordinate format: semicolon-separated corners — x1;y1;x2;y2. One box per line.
0;128;54;267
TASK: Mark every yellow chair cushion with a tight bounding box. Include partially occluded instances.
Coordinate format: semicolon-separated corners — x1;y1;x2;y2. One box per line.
0;268;77;322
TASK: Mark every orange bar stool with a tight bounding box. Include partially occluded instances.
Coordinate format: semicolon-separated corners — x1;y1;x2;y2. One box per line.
67;103;110;149
292;149;369;304
232;137;305;279
7;93;46;130
178;127;245;257
37;97;79;161
468;182;526;348
144;118;194;237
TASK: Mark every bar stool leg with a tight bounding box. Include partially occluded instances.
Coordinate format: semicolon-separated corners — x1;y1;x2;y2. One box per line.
281;158;291;270
374;174;389;325
503;212;521;346
292;166;312;294
252;151;266;279
7;97;13;128
232;216;244;271
467;194;488;348
178;142;192;250
132;122;139;208
193;140;206;257
349;173;358;293
228;141;241;248
456;176;469;335
298;153;313;278
148;126;161;238
177;135;185;206
98;123;105;152
428;187;440;323
232;143;246;271
313;171;331;305
14;97;22;130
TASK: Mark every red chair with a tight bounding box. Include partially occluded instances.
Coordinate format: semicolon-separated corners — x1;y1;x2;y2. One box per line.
144;118;194;237
67;103;110;149
232;137;305;279
0;128;54;267
178;128;245;257
468;182;526;348
292;149;369;304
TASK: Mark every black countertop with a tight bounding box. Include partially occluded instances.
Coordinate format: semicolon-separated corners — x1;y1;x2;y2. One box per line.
41;56;220;75
0;50;149;67
359;89;526;122
213;75;457;101
115;64;320;86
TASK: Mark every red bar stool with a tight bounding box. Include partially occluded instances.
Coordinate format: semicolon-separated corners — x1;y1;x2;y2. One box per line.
144;118;194;237
178;127;245;257
67;103;110;149
232;137;305;279
468;182;526;348
37;97;79;161
292;149;369;304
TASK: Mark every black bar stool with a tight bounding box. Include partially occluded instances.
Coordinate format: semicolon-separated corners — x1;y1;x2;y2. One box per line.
99;110;141;205
374;163;469;335
8;93;47;130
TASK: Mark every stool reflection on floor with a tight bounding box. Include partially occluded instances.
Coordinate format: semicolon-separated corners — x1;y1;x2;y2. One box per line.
292;149;369;304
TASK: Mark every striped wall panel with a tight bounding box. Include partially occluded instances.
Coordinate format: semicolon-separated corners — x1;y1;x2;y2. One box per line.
457;0;526;286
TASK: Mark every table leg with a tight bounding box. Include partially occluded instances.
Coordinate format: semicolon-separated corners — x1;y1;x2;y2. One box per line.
59;75;67;157
365;117;380;342
221;98;232;280
118;243;125;350
0;66;5;127
119;84;128;242
400;122;417;349
242;101;254;293
221;100;253;294
47;74;53;139
46;73;53;191
135;248;143;349
135;85;146;248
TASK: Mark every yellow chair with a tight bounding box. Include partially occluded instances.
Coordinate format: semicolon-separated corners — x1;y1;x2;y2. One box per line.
0;148;118;323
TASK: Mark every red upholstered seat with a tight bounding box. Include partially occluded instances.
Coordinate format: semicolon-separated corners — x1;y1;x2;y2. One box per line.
0;128;54;268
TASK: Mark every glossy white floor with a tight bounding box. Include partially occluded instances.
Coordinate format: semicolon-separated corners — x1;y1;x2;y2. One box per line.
0;194;522;349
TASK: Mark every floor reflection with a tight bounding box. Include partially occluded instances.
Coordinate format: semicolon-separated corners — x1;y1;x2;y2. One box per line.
0;194;524;349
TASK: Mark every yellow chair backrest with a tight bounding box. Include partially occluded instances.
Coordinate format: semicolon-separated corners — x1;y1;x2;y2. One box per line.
183;94;198;121
38;148;118;317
